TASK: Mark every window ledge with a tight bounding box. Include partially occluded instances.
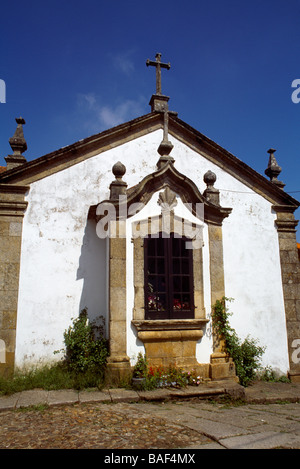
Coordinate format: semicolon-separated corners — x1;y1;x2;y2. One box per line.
132;319;209;332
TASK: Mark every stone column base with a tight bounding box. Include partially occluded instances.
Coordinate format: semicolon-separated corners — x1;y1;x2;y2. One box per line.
106;355;132;384
288;370;300;383
209;352;238;382
0;352;15;378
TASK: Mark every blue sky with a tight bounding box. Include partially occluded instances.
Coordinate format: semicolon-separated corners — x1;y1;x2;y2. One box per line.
1;0;300;239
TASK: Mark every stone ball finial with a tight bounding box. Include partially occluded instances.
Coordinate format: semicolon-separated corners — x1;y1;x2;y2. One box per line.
109;161;127;200
203;170;217;187
112;161;126;179
203;170;219;205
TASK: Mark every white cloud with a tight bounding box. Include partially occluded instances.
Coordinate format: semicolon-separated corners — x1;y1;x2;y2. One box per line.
76;93;147;132
98;99;145;128
77;92;97;109
112;50;135;76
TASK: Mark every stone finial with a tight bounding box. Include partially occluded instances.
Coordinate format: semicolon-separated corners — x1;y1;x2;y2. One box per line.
156;110;175;169
112;161;126;179
5;117;28;170
265;148;285;189
9;117;27;155
204;170;217;188
109;161;127;200
203;170;220;205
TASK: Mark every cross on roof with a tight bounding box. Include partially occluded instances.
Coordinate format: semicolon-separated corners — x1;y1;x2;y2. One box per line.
146;53;171;95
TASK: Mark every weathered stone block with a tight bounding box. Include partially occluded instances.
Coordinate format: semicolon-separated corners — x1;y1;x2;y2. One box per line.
278;238;298;251
0;311;17;330
106;353;131;383
109;320;127;356
3;263;20;290
109;236;126;259
0;292;18;310
134;263;144;287
138;328;204;372
209;359;237;381
208;225;223;241
109;287;126;320
0;236;22;263
133;238;144;259
133;286;144;320
283;284;299;300
182;339;197;359
289;372;300;383
284;299;297;320
289;251;299;263
0;221;9;236
9;222;22;237
110;258;126;287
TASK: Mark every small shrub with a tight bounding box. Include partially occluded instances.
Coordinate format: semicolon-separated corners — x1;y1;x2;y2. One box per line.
133;352;148;378
62;308;108;377
211;297;265;387
259;366;290;383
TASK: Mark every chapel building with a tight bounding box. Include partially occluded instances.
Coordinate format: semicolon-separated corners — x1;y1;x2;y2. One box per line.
0;55;300;382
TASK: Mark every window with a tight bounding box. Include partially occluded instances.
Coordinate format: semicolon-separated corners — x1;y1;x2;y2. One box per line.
144;233;194;319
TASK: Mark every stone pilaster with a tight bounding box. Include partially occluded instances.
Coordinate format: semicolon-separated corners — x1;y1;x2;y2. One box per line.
273;205;300;382
106;224;131;381
0;184;28;376
208;223;236;381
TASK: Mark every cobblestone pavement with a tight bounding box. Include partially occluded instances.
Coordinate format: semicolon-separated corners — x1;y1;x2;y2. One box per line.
0;401;211;449
130;400;300;449
0;382;300;450
1;398;300;449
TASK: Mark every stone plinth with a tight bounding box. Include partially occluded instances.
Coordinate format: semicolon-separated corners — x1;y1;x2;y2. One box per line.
132;319;209;374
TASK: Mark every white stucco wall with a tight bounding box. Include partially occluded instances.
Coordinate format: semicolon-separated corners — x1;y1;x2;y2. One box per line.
15;129;289;374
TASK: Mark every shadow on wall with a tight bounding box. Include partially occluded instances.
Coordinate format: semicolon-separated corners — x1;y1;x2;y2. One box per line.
76;218;108;337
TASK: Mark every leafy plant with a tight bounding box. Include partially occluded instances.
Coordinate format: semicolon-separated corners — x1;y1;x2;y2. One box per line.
62;308;108;376
211;297;265;387
259;366;290;383
133;352;148;378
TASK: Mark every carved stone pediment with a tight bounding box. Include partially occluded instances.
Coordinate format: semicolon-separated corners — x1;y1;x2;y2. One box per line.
92;160;232;226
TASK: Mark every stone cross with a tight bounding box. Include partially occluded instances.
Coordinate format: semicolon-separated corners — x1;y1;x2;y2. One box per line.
146;53;170;95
